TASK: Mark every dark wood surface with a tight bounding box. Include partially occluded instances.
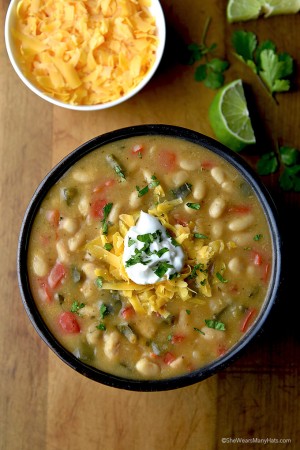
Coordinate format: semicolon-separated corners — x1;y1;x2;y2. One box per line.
1;1;299;449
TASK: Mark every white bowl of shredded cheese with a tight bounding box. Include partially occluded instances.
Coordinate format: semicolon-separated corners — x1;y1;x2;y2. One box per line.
5;0;166;110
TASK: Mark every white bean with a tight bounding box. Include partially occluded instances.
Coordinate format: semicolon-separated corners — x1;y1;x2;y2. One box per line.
32;253;48;277
142;169;152;183
68;230;86;252
209;197;226;218
177;309;191;330
103;331;120;360
80;280;95;298
228;257;243;274
172;170;188;187
149;145;158;157
78;196;89;216
228;214;254;232
179;158;197;171
169;356;185;370
80;305;99;318
193;180;206;200
211;167;225;184
72;168;95;183
221;181;233;193
129;190;142;209
136;357;160;377
134;318;157;339
59;217;79;234
86;323;101;346
201;326;224;341
211;220;224;238
108;203;121;225
56;240;70;264
81;262;97;280
231;232;253;246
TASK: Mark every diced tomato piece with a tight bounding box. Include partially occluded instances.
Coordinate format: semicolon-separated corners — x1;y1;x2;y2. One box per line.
252;251;262;266
262;262;270;283
132;144;144;155
46;209;60;228
173;215;189;227
171;334;185;344
121;306;135;320
93;179;115;193
90;198;107;219
240;308;257;333
228;205;251;214
163;352;176;365
38;278;52;302
157;150;177;172
201;160;214;170
48;262;66;289
58;312;80;334
217;344;227;357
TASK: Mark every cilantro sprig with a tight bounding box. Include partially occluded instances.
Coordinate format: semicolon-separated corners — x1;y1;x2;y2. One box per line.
257;145;300;192
232;30;294;99
187;17;229;90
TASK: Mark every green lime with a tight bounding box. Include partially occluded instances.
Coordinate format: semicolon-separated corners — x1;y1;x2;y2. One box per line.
208;79;255;152
227;0;300;23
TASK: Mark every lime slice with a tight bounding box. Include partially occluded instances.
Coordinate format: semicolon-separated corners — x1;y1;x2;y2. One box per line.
208;79;255;152
227;0;300;22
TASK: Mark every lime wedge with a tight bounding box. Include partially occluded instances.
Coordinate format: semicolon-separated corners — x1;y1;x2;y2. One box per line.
227;0;300;22
209;79;255;152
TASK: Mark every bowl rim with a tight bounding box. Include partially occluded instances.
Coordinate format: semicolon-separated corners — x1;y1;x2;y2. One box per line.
4;0;166;111
17;124;282;391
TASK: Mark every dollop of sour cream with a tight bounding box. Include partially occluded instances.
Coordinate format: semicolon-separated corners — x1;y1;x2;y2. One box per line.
123;211;185;285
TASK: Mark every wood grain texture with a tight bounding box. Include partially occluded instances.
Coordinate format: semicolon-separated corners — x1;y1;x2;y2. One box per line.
1;0;299;449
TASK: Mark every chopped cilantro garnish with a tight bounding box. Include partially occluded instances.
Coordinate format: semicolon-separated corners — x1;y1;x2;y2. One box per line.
205;319;226;331
71;301;85;314
104;243;113;251
194;233;208;239
136;175;160;197
96;323;106;331
154;248;169;258
253;234;263;241
125;250;151;267
95;276;103;289
216;272;228;283
128;238;135;247
169;272;179;280
101;202;113;235
188;263;205;280
99;304;109;319
186;202;201;210
186;309;191;315
154;262;174;278
194;327;205;335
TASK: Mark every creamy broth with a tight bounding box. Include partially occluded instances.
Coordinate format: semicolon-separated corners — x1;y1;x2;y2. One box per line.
27;135;273;379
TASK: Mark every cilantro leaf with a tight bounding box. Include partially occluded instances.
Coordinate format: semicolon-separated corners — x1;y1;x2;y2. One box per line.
232;30;257;65
208;58;229;73
186;202;201;210
257;152;279;175
259;49;292;93
205;319;226;331
71;301;85;314
279;146;299;166
256;40;276;71
279;165;300;192
194;64;207;82
204;70;225;89
154;262;174;278
216;272;228;283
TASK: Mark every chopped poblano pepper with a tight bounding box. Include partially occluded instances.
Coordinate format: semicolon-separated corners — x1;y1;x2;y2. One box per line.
106;154;126;180
172;183;192;199
186;202;201;210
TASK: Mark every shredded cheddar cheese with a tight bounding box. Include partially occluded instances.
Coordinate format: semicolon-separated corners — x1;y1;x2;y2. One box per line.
13;0;159;105
84;205;234;317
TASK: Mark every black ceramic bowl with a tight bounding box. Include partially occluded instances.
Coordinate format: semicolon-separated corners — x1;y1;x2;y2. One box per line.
17;125;282;391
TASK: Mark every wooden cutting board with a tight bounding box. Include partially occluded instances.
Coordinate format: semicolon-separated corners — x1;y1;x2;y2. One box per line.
0;0;299;449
